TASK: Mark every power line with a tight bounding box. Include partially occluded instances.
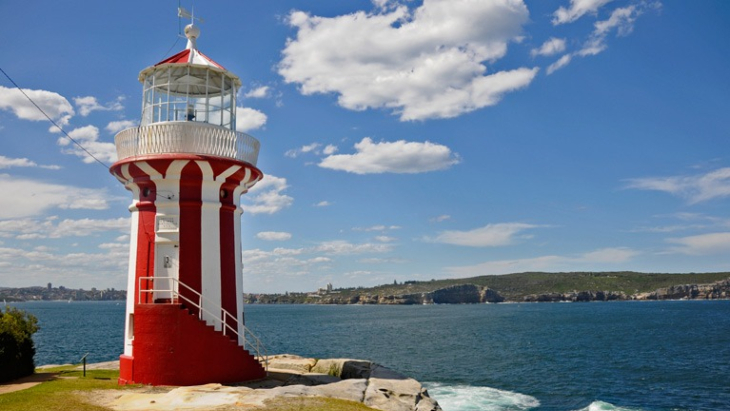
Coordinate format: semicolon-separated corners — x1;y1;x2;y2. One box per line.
0;66;111;170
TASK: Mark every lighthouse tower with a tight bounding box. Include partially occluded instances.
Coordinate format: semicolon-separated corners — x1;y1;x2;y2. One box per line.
110;21;266;385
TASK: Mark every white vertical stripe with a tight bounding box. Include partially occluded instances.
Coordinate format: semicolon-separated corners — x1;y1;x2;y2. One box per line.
120;163;140;356
196;161;224;330
233;185;246;346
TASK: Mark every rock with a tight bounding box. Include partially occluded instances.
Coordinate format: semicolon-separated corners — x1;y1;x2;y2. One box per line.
431;284;481;304
364;365;440;411
267;354;316;374
310;358;373;379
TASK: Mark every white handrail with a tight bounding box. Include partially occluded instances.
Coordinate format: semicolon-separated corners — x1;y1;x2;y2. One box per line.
138;276;268;370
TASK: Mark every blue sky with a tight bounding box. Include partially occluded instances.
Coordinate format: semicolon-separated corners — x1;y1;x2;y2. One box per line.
1;0;729;293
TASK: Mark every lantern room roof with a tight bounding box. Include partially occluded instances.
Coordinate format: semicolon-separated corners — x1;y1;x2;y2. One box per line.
154;48;225;70
138;23;241;88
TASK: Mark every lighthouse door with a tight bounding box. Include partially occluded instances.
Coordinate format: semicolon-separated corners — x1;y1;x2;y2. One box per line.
155;243;179;302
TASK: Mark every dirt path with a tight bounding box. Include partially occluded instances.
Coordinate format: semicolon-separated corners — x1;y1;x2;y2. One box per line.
0;373;57;395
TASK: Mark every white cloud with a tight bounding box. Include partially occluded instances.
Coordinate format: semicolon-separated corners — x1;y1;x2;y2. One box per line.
285;143;321;158
353;225;401;232
243;175;293;215
547;54;573;75
236;107;267;132
57;125;117;164
0;85;74;123
314;201;331;207
667;233;730;256
256;231;293;241
279;0;538;121
374;235;396;243
323;144;338;155
0;155;60;170
553;0;614;25
244;86;270;99
531;37;567;57
446;247;639;277
105;120;137;134
430;214;451;223
74;96;124;116
0;217;129;239
0;174;110;218
625;167;730;204
426;222;541;247
315;240;393;255
319;137;459;174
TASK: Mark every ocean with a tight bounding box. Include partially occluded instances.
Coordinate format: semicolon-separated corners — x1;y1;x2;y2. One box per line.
7;300;730;411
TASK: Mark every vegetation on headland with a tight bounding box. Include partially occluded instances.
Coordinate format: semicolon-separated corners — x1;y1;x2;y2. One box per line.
0;285;125;302
0;306;39;382
244;271;730;304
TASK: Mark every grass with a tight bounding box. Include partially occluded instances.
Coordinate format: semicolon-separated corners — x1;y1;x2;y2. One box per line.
0;366;130;411
259;397;378;411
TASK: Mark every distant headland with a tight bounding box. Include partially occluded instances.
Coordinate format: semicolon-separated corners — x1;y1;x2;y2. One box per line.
244;271;730;304
0;284;126;302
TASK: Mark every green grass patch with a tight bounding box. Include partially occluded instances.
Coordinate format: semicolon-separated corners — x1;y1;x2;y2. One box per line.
0;368;131;411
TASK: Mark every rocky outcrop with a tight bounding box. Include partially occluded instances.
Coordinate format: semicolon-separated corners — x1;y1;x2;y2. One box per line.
264;355;441;411
632;279;730;300
315;284;504;305
101;355;441;411
523;290;628;302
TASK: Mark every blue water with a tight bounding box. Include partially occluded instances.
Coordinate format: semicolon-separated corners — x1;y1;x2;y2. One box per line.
8;300;730;411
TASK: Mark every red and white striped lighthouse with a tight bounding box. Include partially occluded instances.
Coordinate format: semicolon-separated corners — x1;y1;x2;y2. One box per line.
111;20;266;385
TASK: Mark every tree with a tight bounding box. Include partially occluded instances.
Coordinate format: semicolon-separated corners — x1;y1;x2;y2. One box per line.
0;306;39;382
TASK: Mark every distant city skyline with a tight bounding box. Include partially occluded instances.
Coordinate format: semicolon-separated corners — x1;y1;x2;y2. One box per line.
0;1;729;293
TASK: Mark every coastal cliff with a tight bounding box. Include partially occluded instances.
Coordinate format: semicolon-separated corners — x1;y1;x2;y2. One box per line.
245;272;730;305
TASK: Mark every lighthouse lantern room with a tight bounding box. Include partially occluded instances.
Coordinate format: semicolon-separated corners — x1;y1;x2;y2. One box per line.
110;18;266;386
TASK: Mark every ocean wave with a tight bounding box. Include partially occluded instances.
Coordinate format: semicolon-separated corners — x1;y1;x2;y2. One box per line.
424;382;540;411
574;401;645;411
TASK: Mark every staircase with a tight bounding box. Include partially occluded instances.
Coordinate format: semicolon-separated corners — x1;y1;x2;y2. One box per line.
119;277;267;386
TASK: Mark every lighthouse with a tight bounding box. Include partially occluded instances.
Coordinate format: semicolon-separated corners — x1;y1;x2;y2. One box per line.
110;19;266;385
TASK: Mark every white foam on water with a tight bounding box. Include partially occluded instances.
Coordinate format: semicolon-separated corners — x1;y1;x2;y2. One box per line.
575;400;646;411
424;382;540;411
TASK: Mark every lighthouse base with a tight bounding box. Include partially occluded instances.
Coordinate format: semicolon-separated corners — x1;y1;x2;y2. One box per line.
118;304;265;386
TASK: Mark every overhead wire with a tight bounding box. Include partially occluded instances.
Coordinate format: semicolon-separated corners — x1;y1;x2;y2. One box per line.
0;66;111;170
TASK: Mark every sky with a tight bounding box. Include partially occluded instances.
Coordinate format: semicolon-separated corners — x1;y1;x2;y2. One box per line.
0;0;729;294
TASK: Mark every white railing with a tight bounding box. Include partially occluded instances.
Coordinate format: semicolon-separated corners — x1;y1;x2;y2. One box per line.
138;276;268;370
115;122;260;165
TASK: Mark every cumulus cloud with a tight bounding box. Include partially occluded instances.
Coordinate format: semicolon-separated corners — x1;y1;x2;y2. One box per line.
426;222;541;247
244;86;269;99
319;137;459;174
236;107;267;132
314;201;331;207
625;167;730;204
105;120;137;134
0;174;110;218
531;37;567;57
666;233;730;255
57;125;117;164
256;231;293;241
547;54;573;75
0;85;74;125
285;143;321;158
553;0;614;25
353;225;401;232
279;0;538;121
74;96;124;116
315;240;393;255
243;175;293;214
0;155;60;170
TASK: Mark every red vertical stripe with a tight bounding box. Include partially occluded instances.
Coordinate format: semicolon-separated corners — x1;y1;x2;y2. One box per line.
219;181;237;337
127;164;157;305
178;162;203;315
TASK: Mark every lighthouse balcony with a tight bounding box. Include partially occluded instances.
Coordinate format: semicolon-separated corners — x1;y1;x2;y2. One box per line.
114;121;260;166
